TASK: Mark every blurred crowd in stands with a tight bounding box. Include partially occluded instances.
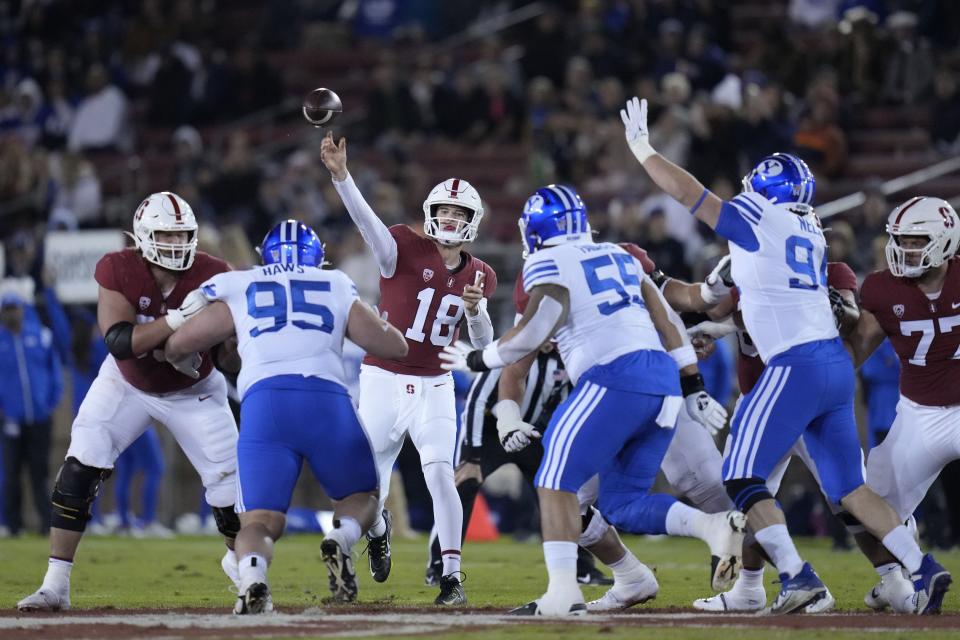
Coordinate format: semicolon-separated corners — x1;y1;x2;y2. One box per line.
2;0;960;544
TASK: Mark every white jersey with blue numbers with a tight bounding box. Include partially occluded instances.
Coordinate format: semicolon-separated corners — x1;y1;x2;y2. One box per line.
201;264;359;398
721;191;838;362
522;241;663;385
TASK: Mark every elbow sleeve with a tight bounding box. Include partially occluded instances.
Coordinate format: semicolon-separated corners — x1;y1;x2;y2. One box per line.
104;321;135;360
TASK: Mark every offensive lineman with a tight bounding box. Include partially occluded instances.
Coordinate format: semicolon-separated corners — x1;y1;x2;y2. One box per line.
165;220;409;611
321;132;497;604
441;184;730;616
18;192;242;612
622;95;951;614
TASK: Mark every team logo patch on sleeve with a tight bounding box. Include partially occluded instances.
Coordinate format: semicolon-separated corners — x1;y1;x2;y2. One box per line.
893;304;905;318
139;296;151;310
423;268;434;282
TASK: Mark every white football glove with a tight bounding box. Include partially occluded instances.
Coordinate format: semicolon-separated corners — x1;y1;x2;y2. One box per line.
439;341;478;372
620;96;656;163
494;399;540;453
684;391;728;436
165;289;210;331
687;318;738;341
699;255;733;305
169;351;202;379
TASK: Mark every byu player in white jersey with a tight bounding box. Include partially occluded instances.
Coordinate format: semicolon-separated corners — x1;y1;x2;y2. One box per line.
441;185;731;616
621;96;951;614
165;220;408;613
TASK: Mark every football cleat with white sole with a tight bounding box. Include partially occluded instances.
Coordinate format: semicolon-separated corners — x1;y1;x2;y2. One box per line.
693;586;766;612
864;568;915;613
17;587;70;612
587;563;659;612
705;511;747;591
911;553;952;615
768;563;835;614
233;582;273;615
509;600;588;617
322;538;358;603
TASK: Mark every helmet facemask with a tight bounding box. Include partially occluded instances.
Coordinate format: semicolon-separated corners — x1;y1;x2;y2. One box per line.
139;229;198;271
885;233;943;279
425;204;479;246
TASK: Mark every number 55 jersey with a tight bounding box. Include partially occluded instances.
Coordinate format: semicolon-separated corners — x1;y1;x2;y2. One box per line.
200;264;359;398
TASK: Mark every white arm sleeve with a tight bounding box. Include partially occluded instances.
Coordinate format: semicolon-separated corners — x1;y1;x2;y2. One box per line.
467;298;495;348
480;295;564;368
332;172;398;278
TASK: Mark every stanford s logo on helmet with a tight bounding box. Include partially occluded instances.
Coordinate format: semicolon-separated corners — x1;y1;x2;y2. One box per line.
131;191;198;271
422;178;484;246
259;219;325;267
742;153;815;206
885;196;960;278
519;184;590;257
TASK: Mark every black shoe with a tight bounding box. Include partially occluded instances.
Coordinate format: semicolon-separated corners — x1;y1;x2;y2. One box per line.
233;582;273;614
425;561;443;586
321;538;358;603
434;574;467;605
508;600;588;616
577;566;614;585
365;509;392;583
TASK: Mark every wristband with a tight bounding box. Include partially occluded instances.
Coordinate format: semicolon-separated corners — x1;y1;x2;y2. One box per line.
680;372;706;397
690;188;710;215
480;341;507;369
669;345;698;369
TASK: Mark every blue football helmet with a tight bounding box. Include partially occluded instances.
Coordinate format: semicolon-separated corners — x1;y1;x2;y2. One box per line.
519;184;590;256
259;219;324;267
742;153;816;206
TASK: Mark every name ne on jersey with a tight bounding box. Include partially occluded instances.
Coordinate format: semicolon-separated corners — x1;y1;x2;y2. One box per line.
261;263;308;276
797;216;823;237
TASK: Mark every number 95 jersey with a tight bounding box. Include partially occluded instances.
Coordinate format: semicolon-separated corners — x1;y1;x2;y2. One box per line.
201;265;359;398
722;191;838;363
521;241;663;386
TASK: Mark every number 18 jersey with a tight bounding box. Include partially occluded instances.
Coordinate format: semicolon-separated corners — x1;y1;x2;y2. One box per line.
521;241;663;385
724;191;838;362
201;265;359;398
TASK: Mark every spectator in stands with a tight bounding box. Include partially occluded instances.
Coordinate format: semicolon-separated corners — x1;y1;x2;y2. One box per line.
433;69;484;142
826;220;862;273
0;286;62;536
204;130;261;229
639;207;693;282
735;79;794;170
36;78;74;150
794;93;848;178
148;47;194;125
835;6;886;104
788;0;842;30
67;64;128;153
931;68;960;154
48;152;102;227
365;61;421;142
881;11;934;105
477;64;524;145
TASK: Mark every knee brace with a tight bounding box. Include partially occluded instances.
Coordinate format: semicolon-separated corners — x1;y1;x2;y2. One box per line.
724;477;774;513
51;457;111;532
212;505;241;540
578;506;611;548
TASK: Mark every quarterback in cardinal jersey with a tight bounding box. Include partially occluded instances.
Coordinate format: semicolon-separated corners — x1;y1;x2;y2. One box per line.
18;192;241;613
321;132;496;605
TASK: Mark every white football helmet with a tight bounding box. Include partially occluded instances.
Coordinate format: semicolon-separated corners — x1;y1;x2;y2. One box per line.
131;191;199;271
885;196;960;278
422;178;484;245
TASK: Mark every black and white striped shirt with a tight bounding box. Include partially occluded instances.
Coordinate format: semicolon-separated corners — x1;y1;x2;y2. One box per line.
461;350;569;450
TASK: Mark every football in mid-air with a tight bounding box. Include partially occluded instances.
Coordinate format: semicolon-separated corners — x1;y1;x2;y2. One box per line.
302;88;342;127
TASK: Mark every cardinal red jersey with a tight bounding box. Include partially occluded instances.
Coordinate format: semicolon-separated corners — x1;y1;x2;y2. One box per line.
736;262;858;394
365;225;497;376
512;242;655;316
860;259;960;407
95;249;230;393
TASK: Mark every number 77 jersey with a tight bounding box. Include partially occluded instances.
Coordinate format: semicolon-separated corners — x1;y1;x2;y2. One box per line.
200;264;359;398
723;191;838;363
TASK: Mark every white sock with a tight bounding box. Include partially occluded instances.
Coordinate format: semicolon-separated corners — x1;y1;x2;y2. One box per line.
368;513;387;538
754;525;804;578
608;549;647;584
876;562;901;578
423;461;463;576
238;554;268;591
328;517;362;552
736;567;764;591
882;526;923;574
664;502;710;540
43;558;73;592
543;541;578;595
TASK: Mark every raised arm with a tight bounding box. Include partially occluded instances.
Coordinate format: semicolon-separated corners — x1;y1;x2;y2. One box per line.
321;132;399;278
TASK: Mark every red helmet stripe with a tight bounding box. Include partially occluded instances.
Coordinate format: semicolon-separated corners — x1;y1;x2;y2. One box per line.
893;196;925;227
449;178;461;198
166;193;183;223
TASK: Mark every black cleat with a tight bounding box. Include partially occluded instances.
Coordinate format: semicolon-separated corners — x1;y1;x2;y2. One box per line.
434;574;467;605
321;538;358;603
577;566;614;585
425;561;443;586
365;509;392;583
508;600;587;616
234;583;273;614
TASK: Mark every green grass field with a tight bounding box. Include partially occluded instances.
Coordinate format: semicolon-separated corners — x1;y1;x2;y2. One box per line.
2;534;959;639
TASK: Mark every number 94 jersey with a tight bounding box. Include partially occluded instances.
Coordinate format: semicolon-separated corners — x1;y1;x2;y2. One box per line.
724;191;838;363
364;225;497;376
201;265;359;399
521;241;663;386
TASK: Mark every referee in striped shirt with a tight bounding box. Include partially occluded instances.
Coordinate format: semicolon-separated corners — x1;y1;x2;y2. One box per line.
425;345;611;586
